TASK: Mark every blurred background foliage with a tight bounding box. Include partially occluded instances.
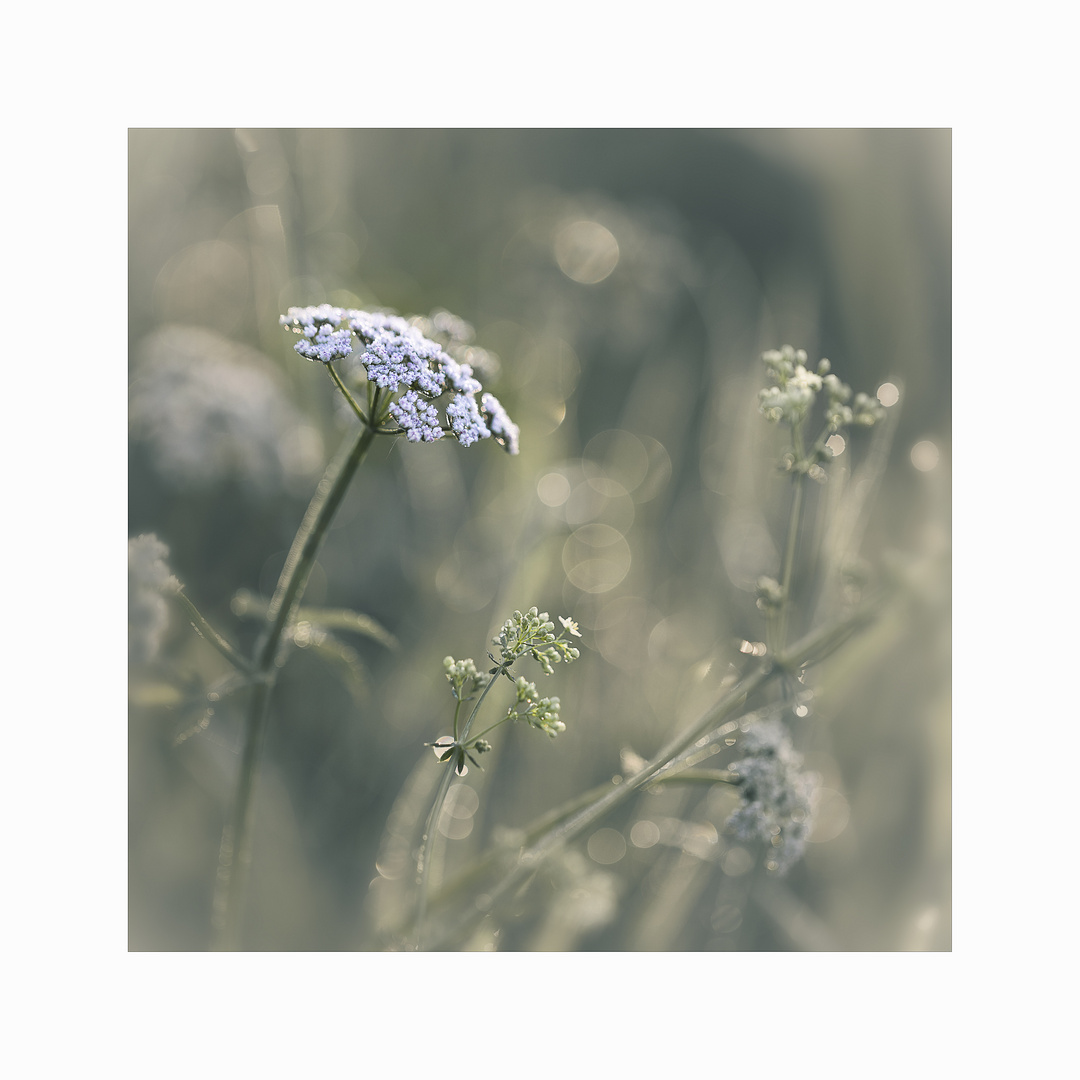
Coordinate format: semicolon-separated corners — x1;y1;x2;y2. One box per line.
128;129;950;951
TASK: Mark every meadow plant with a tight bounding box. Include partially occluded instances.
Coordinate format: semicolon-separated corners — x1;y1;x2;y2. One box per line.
130;305;518;950
413;608;581;947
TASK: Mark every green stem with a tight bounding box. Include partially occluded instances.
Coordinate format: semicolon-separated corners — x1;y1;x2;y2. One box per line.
259;421;378;669
212;420;377;950
648;769;739;787
173;589;256;675
460;665;509;742
326;363;370;428
466;714;512;744
414;665;508;950
414;763;457;952
774;467;805;654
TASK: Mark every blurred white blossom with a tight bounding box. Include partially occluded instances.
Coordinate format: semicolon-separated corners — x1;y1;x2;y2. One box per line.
726;718;819;875
130;325;323;493
129;533;181;664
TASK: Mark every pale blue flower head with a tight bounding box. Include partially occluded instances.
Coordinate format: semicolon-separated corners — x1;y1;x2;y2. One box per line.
481;393;520;456
445;392;490;447
279;304;520;454
725;719;818;875
388;390;444;443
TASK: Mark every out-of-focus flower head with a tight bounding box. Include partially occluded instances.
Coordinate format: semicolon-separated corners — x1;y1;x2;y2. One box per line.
725;718;819;875
758;346;823;425
758;345;886;434
130;326;323;494
279;305;518;454
129;533;181;664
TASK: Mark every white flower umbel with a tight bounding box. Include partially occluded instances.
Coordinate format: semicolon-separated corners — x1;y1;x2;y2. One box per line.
207;303;522;949
279;305;519;455
756;345;890;654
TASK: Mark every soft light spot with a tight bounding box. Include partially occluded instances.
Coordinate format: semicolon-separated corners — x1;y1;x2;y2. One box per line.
444;783;479;820
438;813;474;840
711;904;743;933
721;846;754;877
554;220;620;284
375;851;410;880
744;641;767;658
587;827;627;865
562;524;631;593
825;433;846;458
629;820;661;849
808;788;850;843
537;471;572;507
582;429;649;492
877;382;900;407
910;440;940;472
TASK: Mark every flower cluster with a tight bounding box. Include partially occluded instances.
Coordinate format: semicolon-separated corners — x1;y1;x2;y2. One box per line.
279;305;519;454
430;608;581;777
822;373;886;431
758;345;885;432
506;676;565;737
724;719;819;875
129;533;181;664
759;346;824;425
443;656;491;701
492;608;581;674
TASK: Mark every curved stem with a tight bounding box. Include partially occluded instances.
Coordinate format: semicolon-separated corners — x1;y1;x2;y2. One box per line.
258;424;377;669
212;421;377;950
414;763;457;952
326;363;370;428
173;589;255;675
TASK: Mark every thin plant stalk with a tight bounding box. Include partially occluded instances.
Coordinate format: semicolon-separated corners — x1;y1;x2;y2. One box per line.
173;589;256;675
773;415;808;654
414;665;506;950
212;411;379;950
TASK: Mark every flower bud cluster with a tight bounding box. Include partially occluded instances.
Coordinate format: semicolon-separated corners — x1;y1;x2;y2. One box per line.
443;656;491;701
279;305;519;454
506;675;565;738
725;719;819;875
758;346;825;425
822;374;886;430
758;345;885;435
493;607;582;674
